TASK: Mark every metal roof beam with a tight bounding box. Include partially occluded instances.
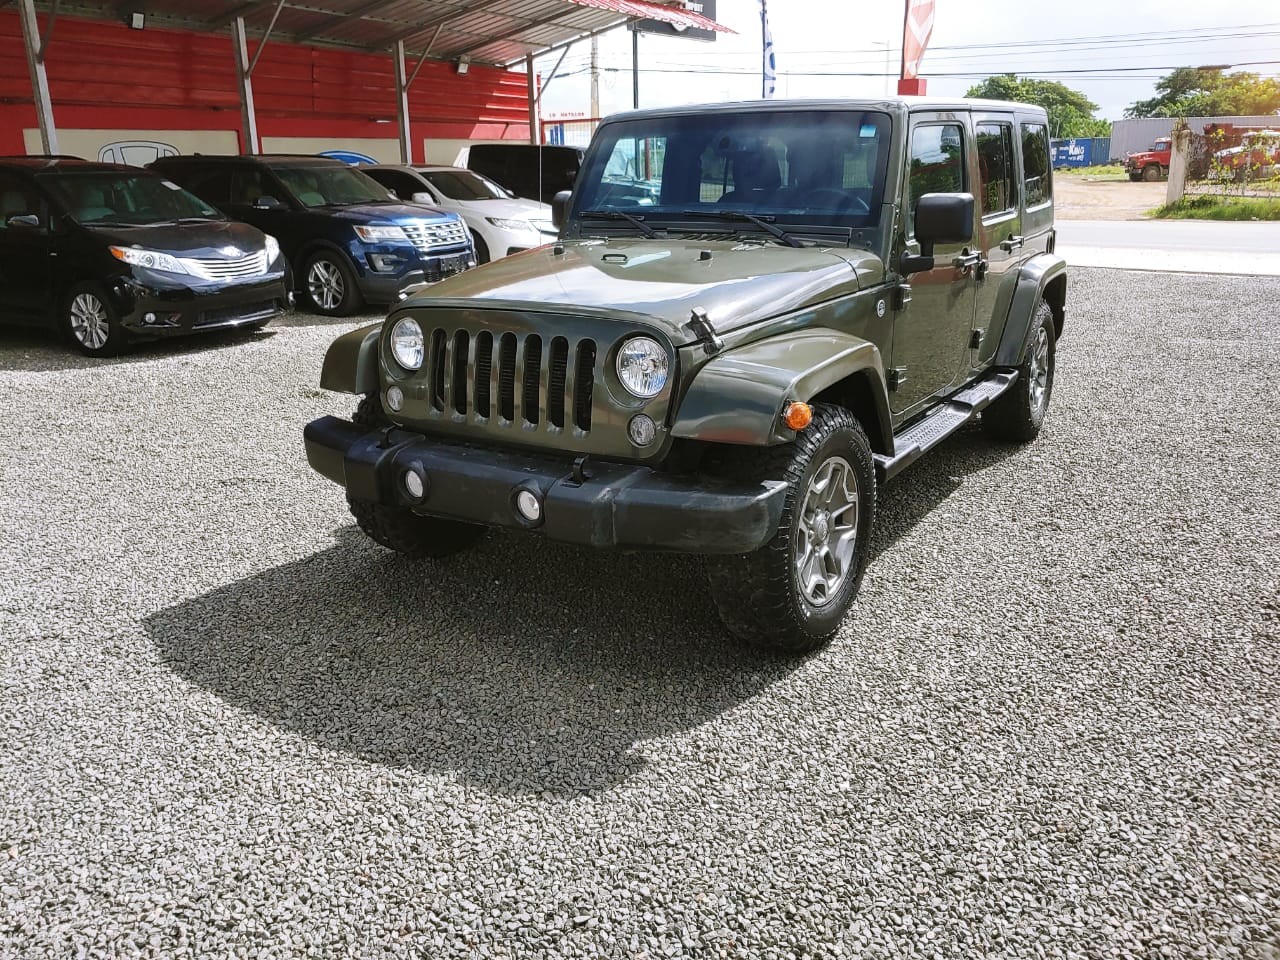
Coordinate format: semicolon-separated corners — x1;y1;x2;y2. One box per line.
207;1;265;30
449;7;591;59
290;0;396;44
377;0;511;49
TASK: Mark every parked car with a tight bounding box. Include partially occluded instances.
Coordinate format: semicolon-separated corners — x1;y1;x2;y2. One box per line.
461;143;584;204
0;157;287;356
1125;137;1171;181
305;97;1067;656
149;155;474;316
1212;130;1280;181
362;164;556;263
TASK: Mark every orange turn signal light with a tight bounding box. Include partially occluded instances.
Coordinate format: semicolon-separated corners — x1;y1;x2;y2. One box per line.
782;401;813;431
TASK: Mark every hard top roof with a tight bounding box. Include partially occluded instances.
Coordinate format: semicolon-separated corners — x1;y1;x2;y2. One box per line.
601;96;1050;125
152;154;352;167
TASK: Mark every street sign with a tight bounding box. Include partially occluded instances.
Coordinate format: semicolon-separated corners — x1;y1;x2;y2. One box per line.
633;0;718;42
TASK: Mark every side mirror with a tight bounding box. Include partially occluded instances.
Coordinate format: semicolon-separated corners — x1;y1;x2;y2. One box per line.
505;188;516;199
901;192;974;275
551;190;572;229
386;190;399;200
5;214;40;229
411;192;435;204
253;195;286;210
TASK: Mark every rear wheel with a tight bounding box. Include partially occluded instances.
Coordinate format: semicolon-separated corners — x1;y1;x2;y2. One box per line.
705;405;876;656
345;393;484;558
63;285;124;357
983;300;1056;443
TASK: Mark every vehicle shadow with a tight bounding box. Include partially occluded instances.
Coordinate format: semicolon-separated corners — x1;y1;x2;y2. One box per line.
145;529;797;798
0;325;278;372
267;306;386;328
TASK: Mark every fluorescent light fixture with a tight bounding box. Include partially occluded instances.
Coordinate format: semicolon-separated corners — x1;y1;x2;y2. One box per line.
129;11;145;29
456;55;470;75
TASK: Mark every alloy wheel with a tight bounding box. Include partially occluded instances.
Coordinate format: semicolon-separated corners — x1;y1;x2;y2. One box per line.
307;259;344;311
794;455;860;607
70;293;110;351
1028;325;1050;415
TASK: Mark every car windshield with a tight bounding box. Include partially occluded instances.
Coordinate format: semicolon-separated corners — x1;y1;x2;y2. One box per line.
37;171;224;225
272;164;391;207
571;109;893;230
422;169;508;201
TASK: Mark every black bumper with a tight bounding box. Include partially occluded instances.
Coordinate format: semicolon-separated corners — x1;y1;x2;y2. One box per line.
114;274;288;337
304;416;787;554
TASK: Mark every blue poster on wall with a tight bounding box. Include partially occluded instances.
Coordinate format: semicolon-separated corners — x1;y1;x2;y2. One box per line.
1051;139;1092;168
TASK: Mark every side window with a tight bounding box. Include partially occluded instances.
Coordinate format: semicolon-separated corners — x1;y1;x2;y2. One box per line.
1021;123;1052;207
231;168;275;205
184;168;233;207
0;174;47;231
389;173;425;201
976;123;1016;216
907;123;965;233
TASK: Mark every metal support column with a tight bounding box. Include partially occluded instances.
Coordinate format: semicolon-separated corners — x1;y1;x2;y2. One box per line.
526;54;538;145
18;0;58;155
631;26;639;109
232;16;260;154
395;40;412;164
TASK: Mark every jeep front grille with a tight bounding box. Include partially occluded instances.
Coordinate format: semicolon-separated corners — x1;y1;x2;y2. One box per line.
422;326;596;433
402;218;469;251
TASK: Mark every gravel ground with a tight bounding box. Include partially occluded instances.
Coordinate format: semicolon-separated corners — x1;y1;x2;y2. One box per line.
2;268;1278;959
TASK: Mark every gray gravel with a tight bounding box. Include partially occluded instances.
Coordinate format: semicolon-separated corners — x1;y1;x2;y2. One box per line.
2;267;1278;959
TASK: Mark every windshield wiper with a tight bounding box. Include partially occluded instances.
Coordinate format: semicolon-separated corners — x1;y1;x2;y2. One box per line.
679;209;803;248
580;208;657;238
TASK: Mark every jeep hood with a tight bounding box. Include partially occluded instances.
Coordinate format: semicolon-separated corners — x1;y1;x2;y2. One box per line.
407;238;884;346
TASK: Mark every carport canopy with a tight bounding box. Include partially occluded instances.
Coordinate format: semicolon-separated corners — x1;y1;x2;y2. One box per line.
14;0;729;160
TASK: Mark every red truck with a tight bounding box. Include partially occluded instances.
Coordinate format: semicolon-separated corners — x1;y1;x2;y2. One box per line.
1125;137;1171;181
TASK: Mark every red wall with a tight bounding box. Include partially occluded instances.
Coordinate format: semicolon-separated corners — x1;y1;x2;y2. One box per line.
0;11;532;156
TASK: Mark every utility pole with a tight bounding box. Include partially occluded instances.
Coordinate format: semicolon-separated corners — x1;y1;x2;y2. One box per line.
590;33;600;119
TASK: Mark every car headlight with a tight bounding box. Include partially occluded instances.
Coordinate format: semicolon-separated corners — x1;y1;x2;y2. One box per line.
616;336;668;398
390;316;424;370
264;234;281;263
109;245;189;275
485;217;538;232
354;224;409;243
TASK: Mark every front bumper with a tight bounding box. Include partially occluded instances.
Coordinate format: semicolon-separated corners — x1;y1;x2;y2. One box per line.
112;273;288;337
304;416;787;554
356;246;475;304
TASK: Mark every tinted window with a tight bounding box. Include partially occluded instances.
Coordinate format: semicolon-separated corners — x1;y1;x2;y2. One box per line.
184;168;233;206
1021;123;1052;207
271;165;390;207
0;173;47;230
422;170;508;201
908;123;965;232
574;110;892;228
37;171;222;225
368;170;422;201
976;122;1016;216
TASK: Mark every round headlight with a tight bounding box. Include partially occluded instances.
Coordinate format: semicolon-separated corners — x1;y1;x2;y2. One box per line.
390;317;424;370
616;336;669;398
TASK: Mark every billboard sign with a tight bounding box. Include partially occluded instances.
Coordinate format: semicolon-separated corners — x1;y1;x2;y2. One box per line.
633;0;717;42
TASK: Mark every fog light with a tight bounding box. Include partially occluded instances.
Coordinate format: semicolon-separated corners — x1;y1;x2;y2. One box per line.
403;469;425;500
515;489;541;522
628;414;657;447
143;312;157;324
386;386;404;411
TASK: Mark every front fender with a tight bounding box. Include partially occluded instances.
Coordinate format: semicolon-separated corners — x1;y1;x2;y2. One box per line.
319;322;382;395
995;254;1067;367
671;328;890;448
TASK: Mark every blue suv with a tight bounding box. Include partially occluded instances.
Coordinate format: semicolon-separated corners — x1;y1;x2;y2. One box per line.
151;155;475;316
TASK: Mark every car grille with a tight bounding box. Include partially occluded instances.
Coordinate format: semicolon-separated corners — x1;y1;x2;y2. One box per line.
422;325;596;433
182;250;269;281
402;218;469;252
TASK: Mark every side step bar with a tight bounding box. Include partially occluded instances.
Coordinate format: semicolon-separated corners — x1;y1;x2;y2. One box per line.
873;371;1018;483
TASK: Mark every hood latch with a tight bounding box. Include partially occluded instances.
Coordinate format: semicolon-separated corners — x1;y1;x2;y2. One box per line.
687;307;724;356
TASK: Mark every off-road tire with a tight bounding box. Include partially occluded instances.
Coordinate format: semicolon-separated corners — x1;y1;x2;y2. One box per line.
705;404;877;656
346;392;484;558
302;249;364;317
1142;164;1162;182
983;299;1056;443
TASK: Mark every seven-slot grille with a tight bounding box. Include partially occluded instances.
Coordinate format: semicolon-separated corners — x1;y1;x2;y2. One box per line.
182;250;269;281
422;326;596;432
402;218;469;251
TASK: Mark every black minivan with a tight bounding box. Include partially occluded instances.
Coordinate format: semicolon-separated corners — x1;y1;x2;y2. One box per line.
0;157;288;356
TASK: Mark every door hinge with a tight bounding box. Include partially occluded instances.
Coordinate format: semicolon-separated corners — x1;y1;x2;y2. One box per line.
887;367;908;391
969;330;984;349
892;281;912;311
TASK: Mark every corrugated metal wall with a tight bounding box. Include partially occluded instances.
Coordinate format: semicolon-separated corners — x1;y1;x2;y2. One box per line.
1109;116;1280;160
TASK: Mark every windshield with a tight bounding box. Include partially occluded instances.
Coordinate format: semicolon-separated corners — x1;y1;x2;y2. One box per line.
571;109;892;230
422;169;508;201
1150;140;1169;151
273;165;391;207
38;171;223;226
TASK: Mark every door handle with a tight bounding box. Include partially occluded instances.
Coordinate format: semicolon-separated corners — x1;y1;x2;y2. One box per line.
999;234;1025;252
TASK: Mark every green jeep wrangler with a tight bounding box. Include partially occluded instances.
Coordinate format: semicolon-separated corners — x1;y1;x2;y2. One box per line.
305;97;1066;655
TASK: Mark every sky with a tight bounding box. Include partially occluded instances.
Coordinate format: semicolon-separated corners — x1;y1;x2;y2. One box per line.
535;0;1280;124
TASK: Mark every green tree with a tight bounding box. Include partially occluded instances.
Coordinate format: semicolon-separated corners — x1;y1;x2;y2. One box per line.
964;75;1109;138
1125;67;1280;118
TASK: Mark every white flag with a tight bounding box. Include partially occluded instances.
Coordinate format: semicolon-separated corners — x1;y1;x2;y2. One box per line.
761;0;776;98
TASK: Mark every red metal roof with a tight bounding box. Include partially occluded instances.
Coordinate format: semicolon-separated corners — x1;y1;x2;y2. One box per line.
563;0;733;33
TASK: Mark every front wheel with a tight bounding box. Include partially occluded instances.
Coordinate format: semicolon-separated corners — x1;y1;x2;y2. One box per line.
705;405;877;656
1142;164;1162;182
302;250;364;316
63;285;125;357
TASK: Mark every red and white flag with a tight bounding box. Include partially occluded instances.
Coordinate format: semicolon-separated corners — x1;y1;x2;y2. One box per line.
902;0;935;80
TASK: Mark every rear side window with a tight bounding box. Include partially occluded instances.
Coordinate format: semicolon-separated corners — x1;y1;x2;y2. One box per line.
976;122;1016;216
1021;123;1051;207
907;123;965;233
0;173;47;230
